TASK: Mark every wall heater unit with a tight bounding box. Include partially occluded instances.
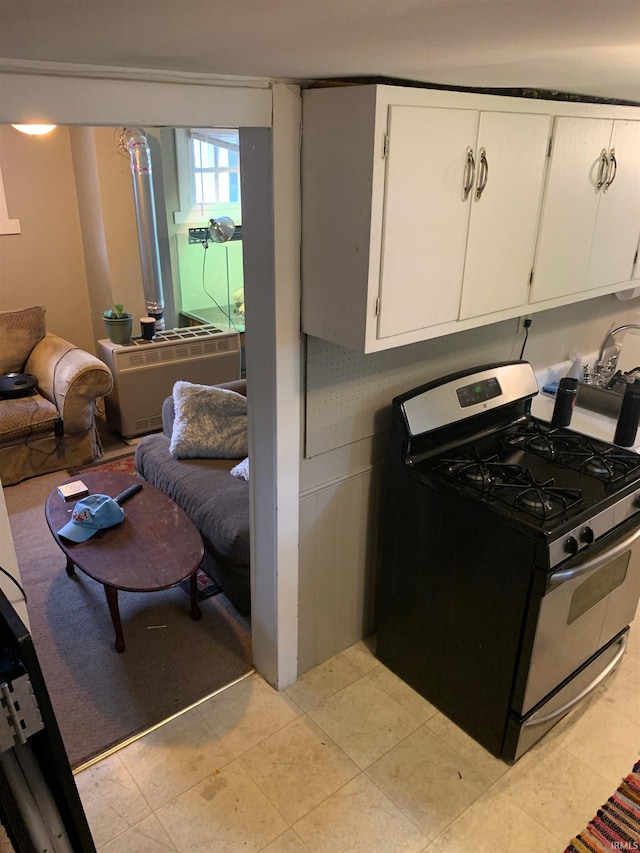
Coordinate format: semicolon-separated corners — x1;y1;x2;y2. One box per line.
97;324;241;438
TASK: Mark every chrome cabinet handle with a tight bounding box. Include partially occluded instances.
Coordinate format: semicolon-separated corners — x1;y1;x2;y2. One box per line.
549;523;640;585
475;148;488;200
462;148;476;200
596;148;610;191
522;632;627;728
604;148;617;191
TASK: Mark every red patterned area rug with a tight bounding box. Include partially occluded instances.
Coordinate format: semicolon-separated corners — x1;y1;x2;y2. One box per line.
68;451;138;477
564;760;640;852
180;568;223;602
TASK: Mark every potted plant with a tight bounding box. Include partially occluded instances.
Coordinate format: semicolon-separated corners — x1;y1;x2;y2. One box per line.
102;304;133;345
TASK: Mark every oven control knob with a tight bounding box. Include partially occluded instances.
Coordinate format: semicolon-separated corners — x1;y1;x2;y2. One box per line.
580;526;595;545
564;535;579;555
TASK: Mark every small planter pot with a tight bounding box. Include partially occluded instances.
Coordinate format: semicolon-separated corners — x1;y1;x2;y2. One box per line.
103;313;133;345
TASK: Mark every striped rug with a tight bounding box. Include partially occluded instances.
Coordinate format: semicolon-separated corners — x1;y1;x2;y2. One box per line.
565;760;640;852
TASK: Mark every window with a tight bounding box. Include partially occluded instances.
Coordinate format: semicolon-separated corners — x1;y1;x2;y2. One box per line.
172;128;245;330
174;128;242;224
191;130;240;205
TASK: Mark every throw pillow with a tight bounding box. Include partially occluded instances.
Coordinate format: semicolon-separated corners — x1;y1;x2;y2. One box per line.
0;306;46;374
230;457;250;481
169;380;248;459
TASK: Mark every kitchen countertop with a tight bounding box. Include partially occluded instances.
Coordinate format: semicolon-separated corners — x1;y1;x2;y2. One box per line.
531;369;640;452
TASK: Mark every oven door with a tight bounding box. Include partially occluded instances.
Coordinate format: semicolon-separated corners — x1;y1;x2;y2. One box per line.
517;517;640;717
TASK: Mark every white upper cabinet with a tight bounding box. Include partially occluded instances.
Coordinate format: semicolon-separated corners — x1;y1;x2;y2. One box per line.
377;106;478;338
378;107;550;337
531;117;640;303
458;111;550;320
301;85;640;354
586;120;640;289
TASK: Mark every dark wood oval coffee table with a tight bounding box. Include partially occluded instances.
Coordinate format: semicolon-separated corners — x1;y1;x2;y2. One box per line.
45;471;204;653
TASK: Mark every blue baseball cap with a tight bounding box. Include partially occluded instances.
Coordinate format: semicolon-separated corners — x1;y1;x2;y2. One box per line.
57;494;125;543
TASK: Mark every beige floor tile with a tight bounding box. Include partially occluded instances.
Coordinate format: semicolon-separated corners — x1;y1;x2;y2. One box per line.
308;673;421;769
284;652;365;712
97;814;176;852
432;786;561;853
626;622;640;657
552;697;640;785
75;753;152;849
197;672;302;757
157;760;287;853
496;743;614;843
599;649;640;727
424;713;508;783
239;715;359;823
117;706;235;810
340;636;379;674
367;666;439;723
293;773;428;853
366;725;495;840
261;828;311;852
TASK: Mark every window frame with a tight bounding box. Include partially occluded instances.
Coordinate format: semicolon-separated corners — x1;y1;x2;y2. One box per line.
174;128;241;224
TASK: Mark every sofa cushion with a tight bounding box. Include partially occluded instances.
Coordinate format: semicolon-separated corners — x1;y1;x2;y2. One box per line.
0;306;46;374
135;434;250;566
230;457;249;481
169;380;248;459
0;393;59;442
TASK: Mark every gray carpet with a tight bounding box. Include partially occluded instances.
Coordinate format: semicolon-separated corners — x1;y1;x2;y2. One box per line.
4;471;253;769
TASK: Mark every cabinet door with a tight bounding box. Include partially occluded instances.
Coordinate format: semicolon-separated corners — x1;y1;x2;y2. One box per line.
459;111;551;319
586;120;640;289
530;117;613;303
377;105;478;339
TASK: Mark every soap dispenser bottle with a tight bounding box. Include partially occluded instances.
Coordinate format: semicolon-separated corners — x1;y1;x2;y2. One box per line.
614;378;640;447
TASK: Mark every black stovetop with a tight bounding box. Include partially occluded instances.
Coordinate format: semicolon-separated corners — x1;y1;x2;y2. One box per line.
410;416;640;534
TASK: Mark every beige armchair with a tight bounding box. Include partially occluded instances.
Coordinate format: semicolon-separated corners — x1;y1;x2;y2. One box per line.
0;306;113;485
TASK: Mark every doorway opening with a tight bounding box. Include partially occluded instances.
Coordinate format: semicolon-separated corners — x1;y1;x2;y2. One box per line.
1;120;256;767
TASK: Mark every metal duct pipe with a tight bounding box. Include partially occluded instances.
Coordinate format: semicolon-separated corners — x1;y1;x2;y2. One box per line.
122;128;165;330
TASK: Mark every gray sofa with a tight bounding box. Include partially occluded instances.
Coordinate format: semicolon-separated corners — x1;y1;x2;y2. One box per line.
134;379;250;613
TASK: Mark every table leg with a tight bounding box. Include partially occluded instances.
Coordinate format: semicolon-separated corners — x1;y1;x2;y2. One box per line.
190;572;202;621
104;585;125;653
65;556;75;577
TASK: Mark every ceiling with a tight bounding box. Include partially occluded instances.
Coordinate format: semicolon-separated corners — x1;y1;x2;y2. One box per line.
0;0;639;103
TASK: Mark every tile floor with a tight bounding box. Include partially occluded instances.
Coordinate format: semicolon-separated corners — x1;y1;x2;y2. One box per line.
75;602;640;853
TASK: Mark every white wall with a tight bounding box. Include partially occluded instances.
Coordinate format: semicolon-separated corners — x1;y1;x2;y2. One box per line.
68;125;146;347
0;124;95;352
1;123;145;352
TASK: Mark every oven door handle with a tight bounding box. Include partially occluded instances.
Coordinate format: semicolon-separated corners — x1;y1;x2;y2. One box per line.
549;523;640;586
522;632;627;729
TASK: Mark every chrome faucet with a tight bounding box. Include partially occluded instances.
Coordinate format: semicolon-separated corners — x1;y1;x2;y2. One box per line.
595;324;640;385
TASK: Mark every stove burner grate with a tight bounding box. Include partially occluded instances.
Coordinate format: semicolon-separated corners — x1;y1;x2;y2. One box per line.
434;454;522;494
491;474;582;521
431;447;583;520
504;421;640;484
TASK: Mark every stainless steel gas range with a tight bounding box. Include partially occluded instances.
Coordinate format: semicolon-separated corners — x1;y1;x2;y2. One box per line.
376;360;640;761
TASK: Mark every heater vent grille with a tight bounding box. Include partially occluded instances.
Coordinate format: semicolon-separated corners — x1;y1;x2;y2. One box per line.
134;414;164;433
97;326;241;437
111;327;237;370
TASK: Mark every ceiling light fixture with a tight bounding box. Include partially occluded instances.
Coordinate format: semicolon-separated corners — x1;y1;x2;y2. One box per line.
11;124;57;136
